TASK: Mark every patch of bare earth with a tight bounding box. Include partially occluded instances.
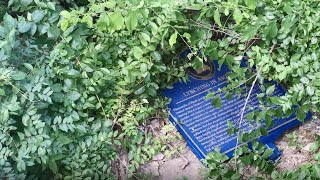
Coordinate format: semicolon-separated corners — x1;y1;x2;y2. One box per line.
276;118;320;171
139;118;320;179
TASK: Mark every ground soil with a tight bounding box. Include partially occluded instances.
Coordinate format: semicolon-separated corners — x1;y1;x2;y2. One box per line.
139;118;320;180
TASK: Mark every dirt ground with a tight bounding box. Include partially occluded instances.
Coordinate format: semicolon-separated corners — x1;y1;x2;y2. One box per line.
139;118;320;180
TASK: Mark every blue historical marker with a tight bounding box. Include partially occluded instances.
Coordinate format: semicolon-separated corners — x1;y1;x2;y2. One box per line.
162;51;311;161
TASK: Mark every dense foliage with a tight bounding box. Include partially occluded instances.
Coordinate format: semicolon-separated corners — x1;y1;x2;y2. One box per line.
1;0;320;179
0;0;188;179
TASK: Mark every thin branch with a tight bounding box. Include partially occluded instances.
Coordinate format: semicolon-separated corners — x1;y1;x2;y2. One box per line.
117;156;139;180
189;19;241;39
112;95;124;129
170;25;194;53
234;66;262;171
167;143;190;169
245;38;258;52
223;14;232;38
207;72;258;97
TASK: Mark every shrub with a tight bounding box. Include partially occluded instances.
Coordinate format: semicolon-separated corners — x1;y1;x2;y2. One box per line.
0;0;187;178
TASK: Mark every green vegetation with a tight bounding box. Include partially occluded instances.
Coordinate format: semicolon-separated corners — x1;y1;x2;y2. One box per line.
0;0;186;178
1;0;320;179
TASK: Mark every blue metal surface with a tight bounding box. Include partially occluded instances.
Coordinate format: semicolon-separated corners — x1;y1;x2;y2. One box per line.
162;51;311;161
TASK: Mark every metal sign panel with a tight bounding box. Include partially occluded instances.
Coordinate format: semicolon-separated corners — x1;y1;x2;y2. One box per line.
163;52;311;161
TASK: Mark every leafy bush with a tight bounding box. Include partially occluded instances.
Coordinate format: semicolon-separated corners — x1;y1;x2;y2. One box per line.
0;0;188;178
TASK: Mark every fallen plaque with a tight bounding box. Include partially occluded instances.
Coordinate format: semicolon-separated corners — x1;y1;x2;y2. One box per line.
162;51;312;161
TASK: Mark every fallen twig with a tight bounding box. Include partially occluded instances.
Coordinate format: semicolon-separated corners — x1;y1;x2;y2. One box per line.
234;66;262;171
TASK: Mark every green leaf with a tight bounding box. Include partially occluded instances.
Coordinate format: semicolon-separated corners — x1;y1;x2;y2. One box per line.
169;31;178;48
34;0;47;8
245;0;256;10
151;51;161;61
22;114;30;126
57;135;71;145
60;11;71;19
125;10;138;31
270;97;282;105
265;114;273;127
47;2;56;10
139;32;151;47
212;97;222;108
225;93;233;100
3;13;17;28
49;160;58;174
265;21;278;39
66;69;80;77
53;116;62;124
81;15;93;28
134;86;145;95
105;1;116;8
260;127;268;136
246;111;254;120
47;26;60;39
17;161;26;172
297;108;307;121
108;10;124;32
60;20;69;31
0;89;5;96
133;46;143;59
301;77;310;84
314;165;320;177
77;125;87;133
128;151;134;161
32;10;45;23
18;20;32;33
23;63;33;71
21;0;33;6
140;32;150;42
242;25;259;41
310;142;320;152
283;4;293;14
182;32;191;43
68;91;81;101
11;71;26;80
266;85;275;95
59;124;68;132
140;63;148;73
150;22;158;35
233;9;243;25
214;9;222;27
241;156;251;165
97;13;109;31
278;71;287;81
306;86;315;96
262;148;273;159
